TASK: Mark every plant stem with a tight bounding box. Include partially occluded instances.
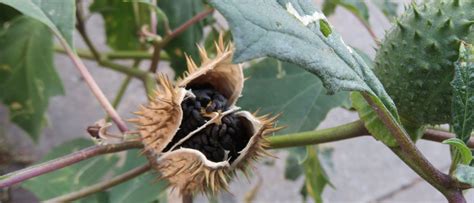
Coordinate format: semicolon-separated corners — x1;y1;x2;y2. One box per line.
361;93;462;202
54;46;169;60
148;8;215;73
269;120;368;149
44;164;151;202
111;60;142;109
58;38;129;132
1;120;470;190
0;141;143;188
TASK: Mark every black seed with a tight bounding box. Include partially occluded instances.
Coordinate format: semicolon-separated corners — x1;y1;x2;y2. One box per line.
219;124;227;137
211;125;220;137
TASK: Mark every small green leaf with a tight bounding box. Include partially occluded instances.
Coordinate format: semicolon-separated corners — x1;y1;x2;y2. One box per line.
302;146;332;203
90;0;150;50
157;0;207;76
23;139;119;200
211;0;398;119
351;92;424;146
371;0;398;20
454;164;474;187
284;148;306;181
0;16;64;140
108;150;167;203
451;42;474;143
443;138;473;167
238;58;349;135
323;0;370;25
0;0;75;48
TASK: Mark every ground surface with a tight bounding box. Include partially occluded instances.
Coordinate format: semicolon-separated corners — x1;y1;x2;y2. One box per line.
1;0;474;202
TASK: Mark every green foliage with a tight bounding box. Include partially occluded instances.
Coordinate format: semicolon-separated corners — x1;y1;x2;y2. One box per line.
351;92;424;146
443;138;473;170
322;0;369;25
451;42;474;143
0;16;63;140
108;150;167;203
454;164;474;187
23;139;120;200
0;0;75;47
90;0;149;50
239;58;349;135
371;0;398;20
301;146;332;203
210;0;397;118
157;0;207;75
374;0;474;125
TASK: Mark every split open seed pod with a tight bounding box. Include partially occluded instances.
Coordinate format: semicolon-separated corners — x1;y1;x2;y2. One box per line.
130;37;282;195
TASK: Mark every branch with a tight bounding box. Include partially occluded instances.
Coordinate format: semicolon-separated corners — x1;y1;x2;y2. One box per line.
1;120;470;191
54;46;169;60
361;93;464;202
44;164;151;202
268;120;368;149
0;141;143;188
149;8;215;73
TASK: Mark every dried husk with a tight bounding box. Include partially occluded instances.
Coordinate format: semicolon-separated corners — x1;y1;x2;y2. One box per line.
132;37;281;195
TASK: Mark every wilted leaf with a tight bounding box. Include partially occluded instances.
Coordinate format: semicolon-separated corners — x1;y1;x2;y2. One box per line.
454;164;474;187
239;59;349;135
323;0;369;25
157;0;207;75
90;0;150;50
0;0;75;47
23;139;119;200
0;16;64;140
451;42;474;143
108;150;167;203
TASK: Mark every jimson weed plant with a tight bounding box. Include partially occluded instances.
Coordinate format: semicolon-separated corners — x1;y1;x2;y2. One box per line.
0;0;472;202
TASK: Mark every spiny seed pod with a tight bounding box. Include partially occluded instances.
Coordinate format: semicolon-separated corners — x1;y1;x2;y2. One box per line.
374;0;474;125
129;36;282;195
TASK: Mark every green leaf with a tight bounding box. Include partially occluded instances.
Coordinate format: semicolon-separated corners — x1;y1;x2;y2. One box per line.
157;0;206;75
0;0;75;48
0;16;64;140
210;0;398;119
323;0;369;25
238;58;349;135
90;0;150;50
284;148;306;181
451;42;474;143
22;139;119;200
351;92;423;146
371;0;398;20
302;146;332;203
454;164;474;187
108;150;167;203
443;138;473;168
0;3;19;22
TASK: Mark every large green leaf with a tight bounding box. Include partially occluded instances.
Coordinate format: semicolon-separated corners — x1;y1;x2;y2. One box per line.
0;0;75;47
157;0;206;75
454;164;474;187
22;139;119;200
108;150;167;203
0;16;64;140
90;0;150;50
322;0;369;25
211;0;395;112
238;58;349;135
451;42;474;143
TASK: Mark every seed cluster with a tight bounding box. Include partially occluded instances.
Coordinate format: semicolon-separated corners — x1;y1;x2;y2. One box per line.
163;87;250;163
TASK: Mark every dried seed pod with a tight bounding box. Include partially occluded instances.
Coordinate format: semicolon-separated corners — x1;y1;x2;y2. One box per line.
131;36;281;196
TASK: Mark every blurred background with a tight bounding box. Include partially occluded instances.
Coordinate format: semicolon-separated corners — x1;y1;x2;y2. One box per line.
1;0;473;202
